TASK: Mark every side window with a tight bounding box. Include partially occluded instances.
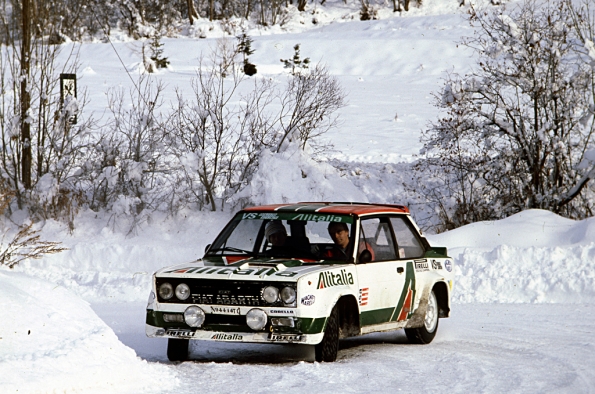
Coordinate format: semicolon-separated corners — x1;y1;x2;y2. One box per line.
390;217;425;259
359;218;398;262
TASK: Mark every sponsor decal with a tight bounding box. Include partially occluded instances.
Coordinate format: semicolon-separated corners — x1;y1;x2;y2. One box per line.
301;294;316;306
291;214;346;223
269;309;295;315
445;260;453;272
359;288;369;306
166;329;196;338
211;333;243;341
242;212;279;220
211;306;241;315
269;333;303;342
431;260;443;270
317;269;354;289
391;261;416;322
414;259;429;272
164;266;298;277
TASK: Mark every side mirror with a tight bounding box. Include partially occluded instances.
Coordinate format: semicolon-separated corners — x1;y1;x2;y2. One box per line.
358;249;372;264
204;244;211;253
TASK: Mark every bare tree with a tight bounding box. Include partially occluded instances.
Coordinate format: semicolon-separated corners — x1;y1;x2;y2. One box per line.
168;39;345;212
276;63;345;153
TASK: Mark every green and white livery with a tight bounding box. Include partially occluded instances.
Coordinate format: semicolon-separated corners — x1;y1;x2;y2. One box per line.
146;202;454;362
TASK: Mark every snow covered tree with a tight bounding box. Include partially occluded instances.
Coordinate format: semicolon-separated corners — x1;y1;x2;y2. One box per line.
237;32;257;76
416;0;595;230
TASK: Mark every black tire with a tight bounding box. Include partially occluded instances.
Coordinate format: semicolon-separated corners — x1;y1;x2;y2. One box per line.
167;338;189;362
405;290;439;344
315;305;340;362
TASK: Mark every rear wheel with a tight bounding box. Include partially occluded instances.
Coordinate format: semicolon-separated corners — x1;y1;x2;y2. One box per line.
167;338;189;362
315;306;340;362
405;290;439;344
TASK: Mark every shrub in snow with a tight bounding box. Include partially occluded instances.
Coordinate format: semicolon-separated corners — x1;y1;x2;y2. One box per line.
80;76;173;229
168;39;345;212
415;0;595;232
0;179;66;268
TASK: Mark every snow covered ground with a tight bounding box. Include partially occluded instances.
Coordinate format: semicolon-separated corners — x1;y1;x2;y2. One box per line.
1;0;595;392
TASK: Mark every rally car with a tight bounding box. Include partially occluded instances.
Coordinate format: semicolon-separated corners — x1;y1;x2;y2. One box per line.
146;202;454;362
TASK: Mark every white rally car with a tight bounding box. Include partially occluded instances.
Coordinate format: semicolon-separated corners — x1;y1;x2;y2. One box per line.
146;202;454;362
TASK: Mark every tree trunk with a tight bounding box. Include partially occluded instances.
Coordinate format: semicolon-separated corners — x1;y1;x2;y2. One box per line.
187;0;199;24
21;0;32;189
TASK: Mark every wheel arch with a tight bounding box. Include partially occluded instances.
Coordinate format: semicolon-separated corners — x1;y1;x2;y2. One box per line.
432;281;450;318
335;294;361;338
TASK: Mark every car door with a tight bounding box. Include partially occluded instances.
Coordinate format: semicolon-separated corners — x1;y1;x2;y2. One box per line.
388;215;428;321
355;216;407;329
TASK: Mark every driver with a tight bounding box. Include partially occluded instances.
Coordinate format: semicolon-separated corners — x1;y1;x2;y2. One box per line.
322;222;352;259
322;222;374;262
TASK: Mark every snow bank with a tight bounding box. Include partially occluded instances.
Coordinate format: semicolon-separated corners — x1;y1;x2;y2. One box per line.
0;270;175;393
429;210;595;303
234;144;368;206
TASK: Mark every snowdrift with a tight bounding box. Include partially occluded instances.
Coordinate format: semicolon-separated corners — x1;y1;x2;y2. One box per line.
0;271;175;393
429;210;595;303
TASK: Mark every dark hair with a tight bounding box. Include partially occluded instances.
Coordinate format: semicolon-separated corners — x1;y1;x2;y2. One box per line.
327;222;349;232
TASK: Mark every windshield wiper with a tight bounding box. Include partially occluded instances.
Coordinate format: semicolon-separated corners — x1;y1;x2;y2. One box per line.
208;246;252;255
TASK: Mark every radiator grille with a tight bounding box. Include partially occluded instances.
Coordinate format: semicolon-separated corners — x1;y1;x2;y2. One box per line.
156;278;295;307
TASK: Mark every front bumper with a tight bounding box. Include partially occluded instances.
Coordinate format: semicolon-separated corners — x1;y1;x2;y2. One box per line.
146;323;324;344
146;307;327;345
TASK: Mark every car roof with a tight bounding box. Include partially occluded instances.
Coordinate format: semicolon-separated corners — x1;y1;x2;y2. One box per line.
242;202;409;216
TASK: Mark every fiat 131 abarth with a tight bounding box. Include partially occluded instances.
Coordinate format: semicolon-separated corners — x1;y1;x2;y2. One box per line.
146;202;454;362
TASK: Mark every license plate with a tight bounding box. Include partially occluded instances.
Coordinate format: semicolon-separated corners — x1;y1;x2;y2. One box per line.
210;306;241;315
269;333;303;342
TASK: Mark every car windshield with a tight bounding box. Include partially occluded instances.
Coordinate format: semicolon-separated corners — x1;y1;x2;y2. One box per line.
206;212;354;262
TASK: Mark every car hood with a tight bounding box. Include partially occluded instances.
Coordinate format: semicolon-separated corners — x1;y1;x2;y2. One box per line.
154;257;349;282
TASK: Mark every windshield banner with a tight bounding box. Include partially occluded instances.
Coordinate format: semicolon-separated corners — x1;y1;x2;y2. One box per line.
239;212;352;223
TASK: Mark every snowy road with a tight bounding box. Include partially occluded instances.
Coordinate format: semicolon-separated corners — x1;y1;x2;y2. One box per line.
94;302;595;393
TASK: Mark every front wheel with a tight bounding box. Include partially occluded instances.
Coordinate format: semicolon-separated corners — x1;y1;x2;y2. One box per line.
315;305;339;362
405;290;439;344
167;338;189;362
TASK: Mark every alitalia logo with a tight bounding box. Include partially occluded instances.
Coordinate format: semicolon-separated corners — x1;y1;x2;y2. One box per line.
211;333;243;341
317;269;354;289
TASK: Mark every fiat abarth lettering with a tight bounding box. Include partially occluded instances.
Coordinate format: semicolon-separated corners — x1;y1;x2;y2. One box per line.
146;202;454;362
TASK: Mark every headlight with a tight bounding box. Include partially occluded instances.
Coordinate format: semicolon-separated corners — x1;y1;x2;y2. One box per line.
184;305;205;327
280;286;296;304
246;308;267;331
262;286;279;304
158;282;173;300
175;283;191;301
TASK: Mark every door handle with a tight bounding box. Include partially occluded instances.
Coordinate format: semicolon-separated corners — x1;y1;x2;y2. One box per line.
397;267;404;274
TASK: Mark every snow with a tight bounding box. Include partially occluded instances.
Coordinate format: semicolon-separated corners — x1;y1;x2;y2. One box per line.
2;0;595;392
